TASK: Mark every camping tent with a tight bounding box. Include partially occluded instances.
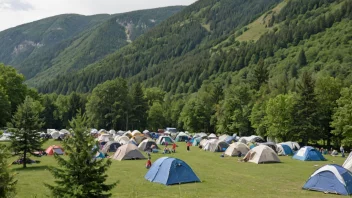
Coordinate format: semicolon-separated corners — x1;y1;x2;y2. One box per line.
175;132;189;142
199;139;208;147
192;137;202;146
218;135;230;142
156;136;175;145
238;135;265;144
132;130;141;136
343;153;352;172
225;142;249;157
98;134;111;142
243;145;280;164
131;135;146;145
112;144;146;161
116;130;125;136
138;139;159;151
293;146;326;161
46;145;64;155
203;140;229;152
90;129;98;134
115;136;130;145
101;141;121;153
60;129;70;134
123;131;133;138
276;144;294;156
109;130;116;135
145;157;200;185
50;130;60;140
208;133;217;139
258;142;277;153
225;136;235;144
281;141;300;151
95;152;106;159
303;164;352;195
98;129;107;134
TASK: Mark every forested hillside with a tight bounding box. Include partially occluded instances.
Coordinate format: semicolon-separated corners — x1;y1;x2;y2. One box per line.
39;0;282;93
0;6;184;86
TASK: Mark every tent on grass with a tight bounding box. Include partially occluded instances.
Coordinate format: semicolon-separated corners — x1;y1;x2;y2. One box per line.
175;132;189;142
115;136;130;145
123;131;133;138
132;130;141;136
156;136;175;145
138;139;159;151
225;142;249;157
293;146;326;161
192;137;202;146
145;157;200;185
199;139;208;147
281;141;300;151
343;153;352;172
46;145;64;155
243;145;280;164
98;134;111;142
238;135;265;144
101;141;121;153
225;136;235;144
203;140;229;152
258;142;277;153
95;151;106;159
303;164;352;195
208;133;217;139
50;130;60;140
276;144;294;156
112;144;146;161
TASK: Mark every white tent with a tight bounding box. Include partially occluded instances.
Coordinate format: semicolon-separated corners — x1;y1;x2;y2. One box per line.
50;130;60;139
343;153;352;172
244;145;280;164
0;133;11;141
203;139;229;152
218;135;230;142
90;129;98;134
60;129;70;134
200;139;208;147
208;133;217;139
115;136;130;145
143;130;150;134
238;135;264;144
132;130;141;136
98;134;111;142
109;130;116;135
225;142;249;156
98;129;107;134
123;131;133;138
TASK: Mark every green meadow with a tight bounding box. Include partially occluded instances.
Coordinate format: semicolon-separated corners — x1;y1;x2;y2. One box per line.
2;140;346;198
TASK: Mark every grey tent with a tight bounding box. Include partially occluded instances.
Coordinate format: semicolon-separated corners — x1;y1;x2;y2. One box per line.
101;141;121;153
112;144;146;161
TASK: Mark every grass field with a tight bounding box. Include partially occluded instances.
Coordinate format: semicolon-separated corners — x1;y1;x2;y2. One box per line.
2;140;347;198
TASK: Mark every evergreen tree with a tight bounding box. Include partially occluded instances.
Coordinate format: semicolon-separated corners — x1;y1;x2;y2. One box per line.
0;88;11;127
130;83;148;130
253;58;269;90
297;49;307;67
46;112;117;198
0;145;17;198
293;72;319;145
10;96;45;168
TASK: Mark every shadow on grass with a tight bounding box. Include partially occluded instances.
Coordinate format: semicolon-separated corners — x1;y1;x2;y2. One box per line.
12;165;49;171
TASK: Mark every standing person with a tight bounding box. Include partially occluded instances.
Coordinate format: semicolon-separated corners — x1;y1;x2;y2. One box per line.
340;145;345;157
172;142;177;153
186;141;191;152
165;141;169;147
146;158;152;169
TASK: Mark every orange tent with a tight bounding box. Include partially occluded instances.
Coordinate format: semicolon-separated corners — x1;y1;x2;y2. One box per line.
45;145;64;155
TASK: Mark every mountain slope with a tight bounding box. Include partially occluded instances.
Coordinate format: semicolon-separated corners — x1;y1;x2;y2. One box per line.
39;0;282;94
0;6;184;85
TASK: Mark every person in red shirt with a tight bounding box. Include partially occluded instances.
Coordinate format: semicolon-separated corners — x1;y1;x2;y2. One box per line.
172;143;177;153
186;141;191;152
146;158;152;169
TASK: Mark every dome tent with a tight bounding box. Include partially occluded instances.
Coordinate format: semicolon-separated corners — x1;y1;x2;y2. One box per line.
293;146;326;161
175;132;189;142
343;153;352;172
101;141;121;153
303;164;352;195
243;145;280;164
203;140;229;152
281;141;300;151
115;136;130;145
145;157;200;185
208;133;217;139
46;145;64;155
138;139;159;151
276;144;294;156
156;136;175;145
192;137;202;146
225;142;249;157
112;144;146;161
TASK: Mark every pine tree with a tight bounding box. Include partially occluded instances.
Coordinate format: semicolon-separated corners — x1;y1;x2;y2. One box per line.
0;145;17;198
253;58;269;90
293;72;319;145
10;96;45;168
130;83;148;130
46;112;117;198
297;49;307;67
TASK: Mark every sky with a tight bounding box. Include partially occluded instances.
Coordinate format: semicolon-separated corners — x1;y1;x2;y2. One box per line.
0;0;198;31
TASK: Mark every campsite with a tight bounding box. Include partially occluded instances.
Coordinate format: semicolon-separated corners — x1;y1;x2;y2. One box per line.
0;136;347;198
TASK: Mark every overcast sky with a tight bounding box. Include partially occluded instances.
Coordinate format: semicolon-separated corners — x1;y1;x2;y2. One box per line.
0;0;197;31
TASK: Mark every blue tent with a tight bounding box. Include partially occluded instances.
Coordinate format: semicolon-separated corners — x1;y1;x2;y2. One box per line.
303;164;352;195
293;146;326;161
279;144;294;156
145;157;200;185
225;136;235;144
